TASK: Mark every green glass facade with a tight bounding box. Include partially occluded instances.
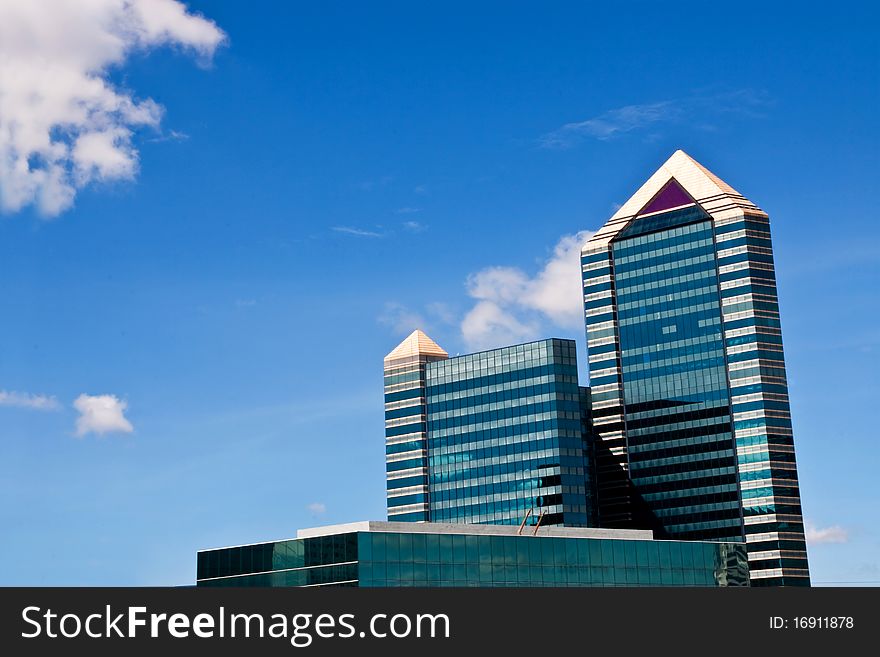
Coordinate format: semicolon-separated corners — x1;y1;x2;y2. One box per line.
425;339;592;527
197;533;359;587
582;152;810;586
197;524;749;587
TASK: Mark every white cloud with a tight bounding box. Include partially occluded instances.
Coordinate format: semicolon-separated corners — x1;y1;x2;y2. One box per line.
332;226;383;238
0;390;61;411
395;207;421;214
379;302;428;336
460;300;540;351
460;231;594;350
806;522;849;545
425;302;456;326
544;101;677;145
401;220;427;233
379;301;457;338
540;89;771;148
73;393;134;437
356;176;393;192
0;0;225;217
307;502;326;515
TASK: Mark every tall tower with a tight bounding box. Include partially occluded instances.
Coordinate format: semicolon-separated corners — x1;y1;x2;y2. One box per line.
582;150;809;586
383;330;448;522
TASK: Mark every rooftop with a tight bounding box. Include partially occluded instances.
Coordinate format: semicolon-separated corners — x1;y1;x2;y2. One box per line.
584;149;765;251
383;329;448;363
296;520;654;541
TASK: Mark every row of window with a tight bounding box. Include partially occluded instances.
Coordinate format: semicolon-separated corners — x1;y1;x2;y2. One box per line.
361;533;737;570
360;563;735;587
428;397;581;421
614;234;714;267
614;250;716;281
616;206;710;242
427;366;578;392
428;418;582;441
197;534;358;580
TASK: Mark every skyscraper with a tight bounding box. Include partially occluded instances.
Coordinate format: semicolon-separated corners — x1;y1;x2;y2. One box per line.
426;338;592;527
383;330;449;522
582;150;809;586
385;334;594;527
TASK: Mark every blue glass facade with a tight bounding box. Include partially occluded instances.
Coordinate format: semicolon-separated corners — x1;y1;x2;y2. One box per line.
613;218;741;542
425;339;592;526
582;152;810;586
197;523;749;587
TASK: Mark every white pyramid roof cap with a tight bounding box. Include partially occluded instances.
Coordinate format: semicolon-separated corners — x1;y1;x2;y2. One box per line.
384;329;448;363
584;150;765;252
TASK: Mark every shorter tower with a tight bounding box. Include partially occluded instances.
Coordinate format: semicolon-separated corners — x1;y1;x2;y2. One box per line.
426;339;592;526
383;330;448;522
385;333;594;527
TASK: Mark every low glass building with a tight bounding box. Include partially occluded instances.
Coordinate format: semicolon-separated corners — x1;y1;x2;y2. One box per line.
197;521;749;587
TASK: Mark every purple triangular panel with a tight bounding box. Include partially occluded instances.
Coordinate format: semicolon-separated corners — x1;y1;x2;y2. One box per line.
637;178;693;216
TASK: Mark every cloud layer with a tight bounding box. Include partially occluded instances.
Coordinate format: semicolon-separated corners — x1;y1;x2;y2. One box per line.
540;89;771;148
806;522;849;545
0;0;225;217
73;393;134;437
0;390;61;411
460;231;593;350
331;226;383;238
379;301;456;338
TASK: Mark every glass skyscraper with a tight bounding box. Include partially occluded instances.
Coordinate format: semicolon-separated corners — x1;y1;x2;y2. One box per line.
383;330;449;522
385;334;593;527
426;339;592;527
582;150;809;586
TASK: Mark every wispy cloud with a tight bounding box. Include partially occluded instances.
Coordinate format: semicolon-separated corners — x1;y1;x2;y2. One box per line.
460;231;594;350
0;390;61;411
146;129;190;144
73;393;134;437
307;502;327;515
402;220;427;233
379;301;456;337
356;175;394;192
395;207;421;215
546;101;678;145
806;522;849;545
0;0;225;217
540;88;772;148
331;226;383;238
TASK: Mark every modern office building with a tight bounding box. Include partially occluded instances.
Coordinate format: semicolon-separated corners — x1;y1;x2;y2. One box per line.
197;521;749;587
582;150;809;586
385;334;593;527
197;151;807;588
383;330;449;522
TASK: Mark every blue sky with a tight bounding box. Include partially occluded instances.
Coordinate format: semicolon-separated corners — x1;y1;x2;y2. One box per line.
0;1;877;586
